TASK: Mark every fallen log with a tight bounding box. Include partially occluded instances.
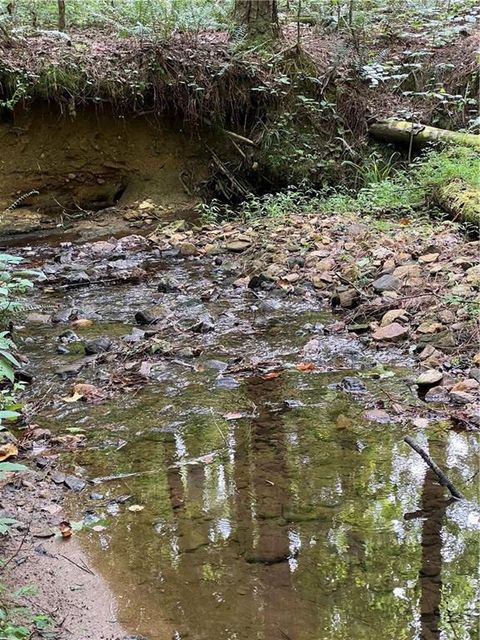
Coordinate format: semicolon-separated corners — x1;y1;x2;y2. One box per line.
433;178;480;226
369;119;480;150
404;436;464;500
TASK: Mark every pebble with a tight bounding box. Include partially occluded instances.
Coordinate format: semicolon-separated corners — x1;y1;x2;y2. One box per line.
424;386;450;403
64;475;86;492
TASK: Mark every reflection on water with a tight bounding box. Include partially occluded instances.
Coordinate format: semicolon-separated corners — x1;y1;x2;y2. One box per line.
64;374;479;640
19;250;479;640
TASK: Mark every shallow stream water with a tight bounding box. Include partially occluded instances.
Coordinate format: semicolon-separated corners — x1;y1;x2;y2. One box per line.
13;237;480;640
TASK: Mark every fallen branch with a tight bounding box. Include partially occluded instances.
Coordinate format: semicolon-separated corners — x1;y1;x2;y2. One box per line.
369;119;480;150
404;436;464;500
434;178;480;226
224;130;257;147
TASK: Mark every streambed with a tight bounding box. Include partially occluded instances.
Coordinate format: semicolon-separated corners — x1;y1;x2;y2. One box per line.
11;233;480;640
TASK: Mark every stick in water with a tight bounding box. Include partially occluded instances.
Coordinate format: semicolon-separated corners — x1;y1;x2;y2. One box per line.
404;436;464;500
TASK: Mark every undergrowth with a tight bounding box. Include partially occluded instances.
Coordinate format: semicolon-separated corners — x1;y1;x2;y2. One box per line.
199;145;480;221
317;144;480;215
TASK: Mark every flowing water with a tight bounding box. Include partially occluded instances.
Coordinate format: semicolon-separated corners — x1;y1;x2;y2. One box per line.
14;236;480;640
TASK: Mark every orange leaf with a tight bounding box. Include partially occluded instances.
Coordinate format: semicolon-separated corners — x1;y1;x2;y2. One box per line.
262;371;282;380
58;520;73;538
0;443;18;462
295;362;316;372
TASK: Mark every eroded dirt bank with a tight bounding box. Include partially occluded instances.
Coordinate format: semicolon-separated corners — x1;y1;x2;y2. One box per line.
0;209;478;639
0;106;212;235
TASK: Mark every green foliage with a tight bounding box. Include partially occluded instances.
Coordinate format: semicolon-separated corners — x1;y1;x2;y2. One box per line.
0;518;20;536
0;254;36;389
8;0;232;39
0;600;54;639
319;144;480;215
201;143;479;222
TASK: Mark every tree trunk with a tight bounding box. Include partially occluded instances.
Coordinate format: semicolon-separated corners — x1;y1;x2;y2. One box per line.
234;0;280;40
369;119;480;150
434;178;480;226
58;0;66;31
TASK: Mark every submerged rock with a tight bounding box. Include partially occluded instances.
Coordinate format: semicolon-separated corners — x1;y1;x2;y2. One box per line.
340;377;366;392
215;376;240;390
191;313;215;333
84;337;112;355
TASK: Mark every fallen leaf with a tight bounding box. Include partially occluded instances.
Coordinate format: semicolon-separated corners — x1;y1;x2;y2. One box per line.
58;520;73;538
62;391;83;403
261;371;282;380
128;504;144;512
295;362;316;372
0;443;18;462
63;383;104;403
412;418;429;428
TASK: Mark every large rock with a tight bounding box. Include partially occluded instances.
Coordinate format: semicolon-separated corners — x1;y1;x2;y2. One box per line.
338;289;359;309
450;390;475;404
191;313;215;333
135;308;163;325
372;322;408;341
372;274;402;292
179;242;197;257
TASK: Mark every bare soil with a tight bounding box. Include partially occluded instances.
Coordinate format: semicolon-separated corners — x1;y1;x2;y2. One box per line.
1;468;130;639
0;105;211;222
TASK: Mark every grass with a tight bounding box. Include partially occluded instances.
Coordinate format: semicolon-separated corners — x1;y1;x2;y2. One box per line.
199;144;480;222
317;144;480;215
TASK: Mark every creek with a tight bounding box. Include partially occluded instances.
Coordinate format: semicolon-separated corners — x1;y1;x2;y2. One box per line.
11;231;480;640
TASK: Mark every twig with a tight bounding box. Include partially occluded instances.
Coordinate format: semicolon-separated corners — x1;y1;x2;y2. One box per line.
57;553;95;576
223;130;257;147
404;436;464;500
0;524;30;573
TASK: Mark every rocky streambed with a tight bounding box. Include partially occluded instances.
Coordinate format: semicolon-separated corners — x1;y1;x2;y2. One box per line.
1;212;479;640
